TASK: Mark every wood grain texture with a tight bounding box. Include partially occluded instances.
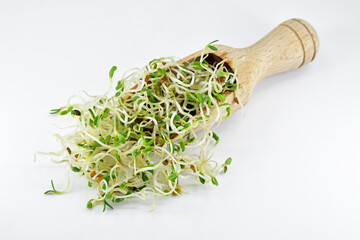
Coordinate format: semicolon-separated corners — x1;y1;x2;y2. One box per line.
182;18;319;123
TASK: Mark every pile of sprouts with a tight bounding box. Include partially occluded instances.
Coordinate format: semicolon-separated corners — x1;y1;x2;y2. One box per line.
42;41;240;211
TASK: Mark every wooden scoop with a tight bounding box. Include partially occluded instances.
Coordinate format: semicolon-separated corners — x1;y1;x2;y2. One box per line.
182;18;319;119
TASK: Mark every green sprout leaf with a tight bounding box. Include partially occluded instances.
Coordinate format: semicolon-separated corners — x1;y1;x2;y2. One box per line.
207;40;219;51
114;151;120;161
142;172;149;182
217;72;226;78
157;68;166;76
109;66;117;80
180;140;185;152
105;135;111;144
180;159;186;169
154;115;162;123
212;132;219;143
103;200;114;212
111;171;119;179
71;166;81;172
116;81;123;90
208;45;218;51
219;103;230;107
143;146;154;153
226;107;231;117
88;108;95;119
94;115;100;127
149;58;160;66
118;133;126;144
168;172;179;182
225;157;232;165
213;93;226;102
134;150;141;157
186;93;196;102
148;73;157;78
207;96;212;107
60;110;69;115
196;93;206;103
119;182;126;189
211;177;218;186
104;174;110;184
228;84;239;91
105;192;113;199
149;95;158;103
50;108;61;114
173;114;181;121
87;200;93;209
199;172;205;184
115;198;124;203
113;137;119;147
102;108;110;119
192;61;205;70
141;89;152;96
130;132;140;140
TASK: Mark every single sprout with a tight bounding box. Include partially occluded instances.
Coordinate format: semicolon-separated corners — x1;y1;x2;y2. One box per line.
103;200;113;212
44;180;66;195
223;157;232;173
44;41;242;210
207;40;219;51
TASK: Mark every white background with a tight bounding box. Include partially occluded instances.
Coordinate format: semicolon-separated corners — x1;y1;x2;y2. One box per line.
1;0;359;239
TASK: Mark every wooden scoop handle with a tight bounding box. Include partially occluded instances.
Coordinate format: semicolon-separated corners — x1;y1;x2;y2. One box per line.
245;18;319;82
180;18;319;119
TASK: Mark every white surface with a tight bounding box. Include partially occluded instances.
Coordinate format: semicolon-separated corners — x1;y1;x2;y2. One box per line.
1;0;360;239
